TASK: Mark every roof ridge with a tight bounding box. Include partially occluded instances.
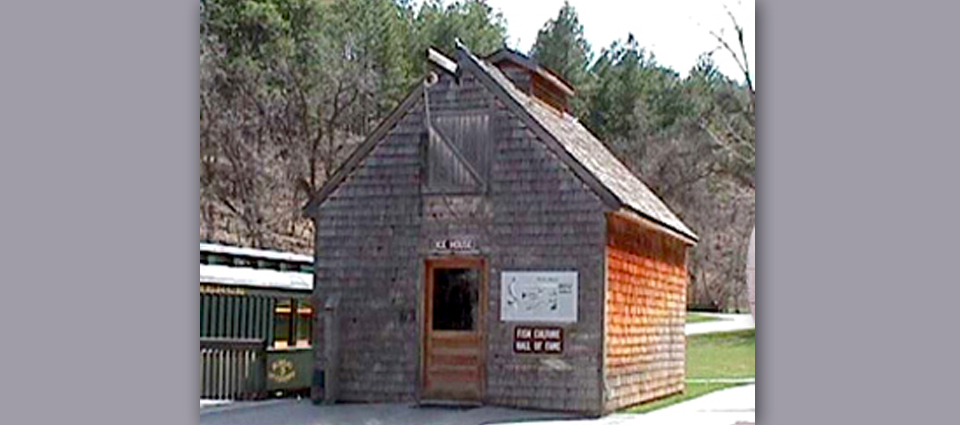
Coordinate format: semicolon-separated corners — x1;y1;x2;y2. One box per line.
305;45;697;243
458;46;697;242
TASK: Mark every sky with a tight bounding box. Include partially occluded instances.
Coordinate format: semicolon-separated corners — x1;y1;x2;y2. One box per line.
417;0;755;84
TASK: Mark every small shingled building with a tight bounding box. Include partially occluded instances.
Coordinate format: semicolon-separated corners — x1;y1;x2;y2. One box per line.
304;44;698;416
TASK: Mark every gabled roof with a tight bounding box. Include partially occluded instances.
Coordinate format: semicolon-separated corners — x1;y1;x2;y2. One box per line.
305;45;698;244
461;48;697;242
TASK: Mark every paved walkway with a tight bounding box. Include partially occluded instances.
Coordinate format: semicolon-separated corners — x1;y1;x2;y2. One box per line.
200;400;577;425
623;384;755;425
200;384;755;425
685;313;755;336
487;384;754;425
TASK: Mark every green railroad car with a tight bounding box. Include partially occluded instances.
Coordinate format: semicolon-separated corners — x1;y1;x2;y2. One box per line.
200;242;315;400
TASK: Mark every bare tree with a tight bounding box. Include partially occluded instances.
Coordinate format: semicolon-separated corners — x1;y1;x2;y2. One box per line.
702;4;756;191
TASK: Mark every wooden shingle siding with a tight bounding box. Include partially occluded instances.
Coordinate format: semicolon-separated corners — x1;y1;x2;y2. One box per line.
484;94;608;414
603;213;687;413
312;100;426;403
423;70;607;413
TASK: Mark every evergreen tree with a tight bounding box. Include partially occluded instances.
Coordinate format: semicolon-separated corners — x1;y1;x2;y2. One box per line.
529;1;591;87
529;1;591;115
414;0;508;59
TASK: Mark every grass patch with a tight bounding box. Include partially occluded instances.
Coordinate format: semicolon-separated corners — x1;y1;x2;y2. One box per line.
687;329;755;379
624;329;755;414
686;312;721;323
627;382;741;413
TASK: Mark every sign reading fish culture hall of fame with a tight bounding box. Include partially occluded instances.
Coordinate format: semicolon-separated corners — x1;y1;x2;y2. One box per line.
500;271;578;323
513;326;563;354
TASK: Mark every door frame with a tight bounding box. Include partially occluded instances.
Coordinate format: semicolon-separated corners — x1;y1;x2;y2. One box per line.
419;256;487;402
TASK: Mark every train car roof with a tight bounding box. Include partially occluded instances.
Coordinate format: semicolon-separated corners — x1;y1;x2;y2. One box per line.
200;264;313;292
200;243;313;263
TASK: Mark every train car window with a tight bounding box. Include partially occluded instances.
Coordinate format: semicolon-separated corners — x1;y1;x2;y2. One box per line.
273;299;293;349
296;301;313;348
298;263;314;274
233;256;254;268
206;254;231;265
201;253;209;265
257;259;282;271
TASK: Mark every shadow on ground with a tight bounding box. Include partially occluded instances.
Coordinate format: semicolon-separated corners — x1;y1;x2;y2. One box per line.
200;400;583;425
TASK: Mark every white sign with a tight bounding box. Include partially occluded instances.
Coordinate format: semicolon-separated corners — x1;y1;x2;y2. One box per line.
433;238;476;251
500;271;578;323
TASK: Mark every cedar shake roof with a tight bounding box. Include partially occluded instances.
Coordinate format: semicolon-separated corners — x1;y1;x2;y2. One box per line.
305;45;698;244
464;48;697;242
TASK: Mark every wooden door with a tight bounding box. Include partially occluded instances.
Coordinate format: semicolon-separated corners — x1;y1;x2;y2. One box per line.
422;257;485;402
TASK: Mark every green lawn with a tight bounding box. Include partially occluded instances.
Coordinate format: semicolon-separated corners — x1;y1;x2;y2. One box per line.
628;382;740;413
625;329;756;414
686;312;721;324
686;329;755;379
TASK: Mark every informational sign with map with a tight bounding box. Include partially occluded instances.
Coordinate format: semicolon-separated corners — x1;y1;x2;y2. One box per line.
500;271;578;323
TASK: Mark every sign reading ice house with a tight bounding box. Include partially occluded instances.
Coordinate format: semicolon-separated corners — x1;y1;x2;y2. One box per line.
433;238;476;252
501;271;578;323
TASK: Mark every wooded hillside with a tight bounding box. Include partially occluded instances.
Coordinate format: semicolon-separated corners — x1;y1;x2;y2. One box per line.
200;0;755;311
